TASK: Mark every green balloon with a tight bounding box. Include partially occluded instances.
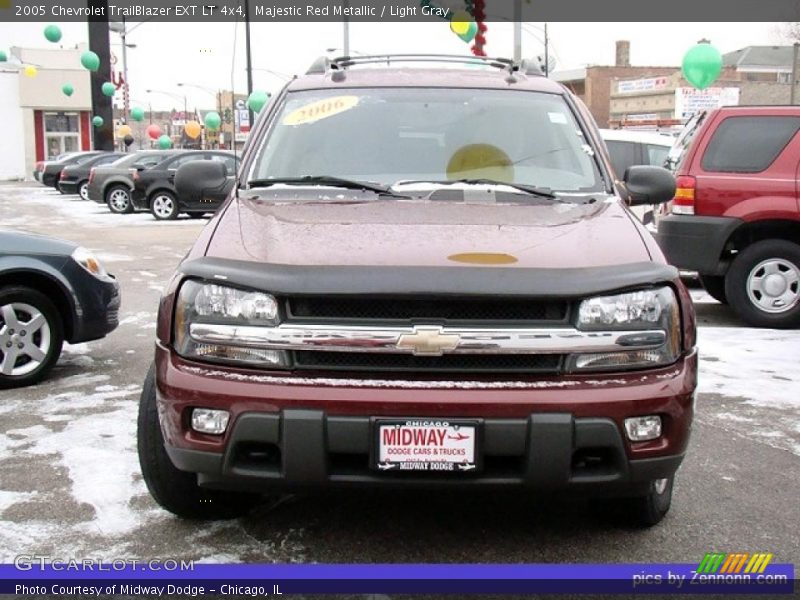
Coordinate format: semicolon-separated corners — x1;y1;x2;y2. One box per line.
62;83;74;97
44;25;62;43
682;42;722;90
130;106;145;122
101;82;116;97
457;20;478;43
0;50;7;63
157;134;172;149
204;111;222;131
246;90;270;113
80;51;100;72
92;116;104;128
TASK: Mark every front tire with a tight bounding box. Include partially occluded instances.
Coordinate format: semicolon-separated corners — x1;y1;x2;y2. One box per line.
150;192;179;220
137;364;261;519
0;286;64;389
698;275;727;304
625;477;674;527
106;185;133;214
725;240;800;328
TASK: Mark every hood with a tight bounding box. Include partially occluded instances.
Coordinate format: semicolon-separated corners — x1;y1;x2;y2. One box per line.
205;195;652;269
0;230;78;256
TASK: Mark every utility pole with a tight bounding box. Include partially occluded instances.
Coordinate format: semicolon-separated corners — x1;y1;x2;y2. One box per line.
791;42;799;105
512;0;521;62
120;17;129;122
544;23;549;77
87;0;114;150
244;0;254;132
343;0;350;56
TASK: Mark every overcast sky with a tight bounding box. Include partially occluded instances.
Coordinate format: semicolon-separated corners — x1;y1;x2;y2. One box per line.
0;21;788;110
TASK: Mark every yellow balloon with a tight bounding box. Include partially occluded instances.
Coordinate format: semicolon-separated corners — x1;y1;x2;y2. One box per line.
446;144;514;182
184;120;202;139
117;124;132;138
23;65;38;78
449;10;472;36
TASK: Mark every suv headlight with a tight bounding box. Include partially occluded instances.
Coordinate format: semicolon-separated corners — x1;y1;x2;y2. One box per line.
71;247;108;279
174;280;288;368
569;286;681;372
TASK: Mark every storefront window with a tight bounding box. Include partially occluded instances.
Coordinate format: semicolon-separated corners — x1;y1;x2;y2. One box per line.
44;112;81;159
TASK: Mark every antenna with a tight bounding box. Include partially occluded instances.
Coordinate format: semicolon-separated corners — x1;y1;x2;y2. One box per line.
230;0;241;200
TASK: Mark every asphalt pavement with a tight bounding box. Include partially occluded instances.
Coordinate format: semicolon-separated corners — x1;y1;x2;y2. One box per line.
1;182;798;578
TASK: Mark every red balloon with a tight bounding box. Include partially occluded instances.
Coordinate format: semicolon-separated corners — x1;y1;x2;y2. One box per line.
146;124;162;140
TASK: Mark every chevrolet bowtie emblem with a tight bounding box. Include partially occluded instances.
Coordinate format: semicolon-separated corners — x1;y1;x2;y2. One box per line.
396;327;460;356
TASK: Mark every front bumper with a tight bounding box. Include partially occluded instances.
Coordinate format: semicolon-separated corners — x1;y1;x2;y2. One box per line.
657;215;742;275
62;260;121;343
155;346;697;494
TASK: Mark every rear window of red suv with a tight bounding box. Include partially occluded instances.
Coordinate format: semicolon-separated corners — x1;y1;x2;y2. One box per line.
700;115;800;173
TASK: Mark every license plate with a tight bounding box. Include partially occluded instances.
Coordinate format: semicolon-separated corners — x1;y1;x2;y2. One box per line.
373;419;479;473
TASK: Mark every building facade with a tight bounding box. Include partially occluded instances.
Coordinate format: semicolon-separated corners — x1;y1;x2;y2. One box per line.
1;45;94;180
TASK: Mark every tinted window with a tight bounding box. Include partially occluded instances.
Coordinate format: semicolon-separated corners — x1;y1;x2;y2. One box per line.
168;153;205;169
605;140;637;178
210;154;236;175
95;154;122;166
701;116;800;173
645;144;670;168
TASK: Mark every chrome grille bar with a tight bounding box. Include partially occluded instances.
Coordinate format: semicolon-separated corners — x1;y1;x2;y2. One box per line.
189;323;666;357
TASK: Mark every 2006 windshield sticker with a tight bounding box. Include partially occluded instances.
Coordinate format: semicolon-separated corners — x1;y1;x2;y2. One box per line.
283;96;360;125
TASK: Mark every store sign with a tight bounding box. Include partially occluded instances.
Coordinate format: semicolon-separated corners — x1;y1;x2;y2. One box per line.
674;87;740;120
234;99;250;135
617;76;669;94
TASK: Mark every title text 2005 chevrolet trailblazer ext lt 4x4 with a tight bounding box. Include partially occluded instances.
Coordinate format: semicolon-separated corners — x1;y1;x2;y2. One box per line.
138;55;696;527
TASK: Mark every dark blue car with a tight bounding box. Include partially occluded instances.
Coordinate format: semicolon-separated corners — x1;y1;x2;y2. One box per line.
0;230;120;388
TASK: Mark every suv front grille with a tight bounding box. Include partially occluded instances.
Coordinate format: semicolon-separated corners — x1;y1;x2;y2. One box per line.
286;296;568;323
293;351;563;374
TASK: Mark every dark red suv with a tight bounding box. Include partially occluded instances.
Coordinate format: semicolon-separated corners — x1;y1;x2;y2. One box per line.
658;106;800;327
138;55;696;527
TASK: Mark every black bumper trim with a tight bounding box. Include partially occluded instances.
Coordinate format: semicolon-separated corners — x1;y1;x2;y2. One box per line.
656;215;742;275
165;410;684;493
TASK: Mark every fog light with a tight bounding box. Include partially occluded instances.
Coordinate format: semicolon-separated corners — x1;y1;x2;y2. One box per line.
191;408;230;435
624;415;662;442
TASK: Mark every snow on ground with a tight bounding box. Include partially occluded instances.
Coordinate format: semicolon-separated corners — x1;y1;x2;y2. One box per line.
0;185;207;228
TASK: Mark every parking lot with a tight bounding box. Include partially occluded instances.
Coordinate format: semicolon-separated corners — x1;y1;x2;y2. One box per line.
1;181;798;566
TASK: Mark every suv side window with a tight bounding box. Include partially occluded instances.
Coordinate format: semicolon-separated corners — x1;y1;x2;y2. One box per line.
605;140;637;178
701;116;800;173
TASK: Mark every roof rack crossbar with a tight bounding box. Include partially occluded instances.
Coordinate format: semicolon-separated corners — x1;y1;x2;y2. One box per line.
306;54;544;78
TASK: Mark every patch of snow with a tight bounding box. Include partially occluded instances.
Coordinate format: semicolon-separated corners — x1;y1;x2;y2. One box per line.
698;327;800;409
0;490;38;515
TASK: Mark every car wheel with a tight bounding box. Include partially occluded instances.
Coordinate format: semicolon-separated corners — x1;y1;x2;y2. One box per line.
106;186;133;214
137;364;262;519
150;192;178;220
0;287;64;389
726;240;800;328
78;180;90;201
698;275;727;304
625;477;674;527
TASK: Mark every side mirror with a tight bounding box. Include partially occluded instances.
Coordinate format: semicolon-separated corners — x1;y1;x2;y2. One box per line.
623;165;676;206
174;160;231;204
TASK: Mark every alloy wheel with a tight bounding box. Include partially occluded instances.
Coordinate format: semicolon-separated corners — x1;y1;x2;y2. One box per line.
0;303;52;376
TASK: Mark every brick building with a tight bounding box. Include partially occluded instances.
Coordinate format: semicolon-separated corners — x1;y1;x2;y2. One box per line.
552;41;678;127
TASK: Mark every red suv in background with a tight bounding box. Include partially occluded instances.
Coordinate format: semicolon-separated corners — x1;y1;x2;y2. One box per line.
658;106;800;328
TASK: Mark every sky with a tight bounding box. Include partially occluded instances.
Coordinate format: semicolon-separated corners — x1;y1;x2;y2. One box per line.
0;21;789;110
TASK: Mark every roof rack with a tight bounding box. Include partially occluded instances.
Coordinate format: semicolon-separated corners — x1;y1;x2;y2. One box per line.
306;54;543;77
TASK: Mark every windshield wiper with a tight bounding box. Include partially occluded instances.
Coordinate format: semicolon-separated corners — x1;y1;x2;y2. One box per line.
394;178;560;200
246;176;410;198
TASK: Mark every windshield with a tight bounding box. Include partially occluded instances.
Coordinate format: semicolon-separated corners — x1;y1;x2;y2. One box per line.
249;88;604;194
